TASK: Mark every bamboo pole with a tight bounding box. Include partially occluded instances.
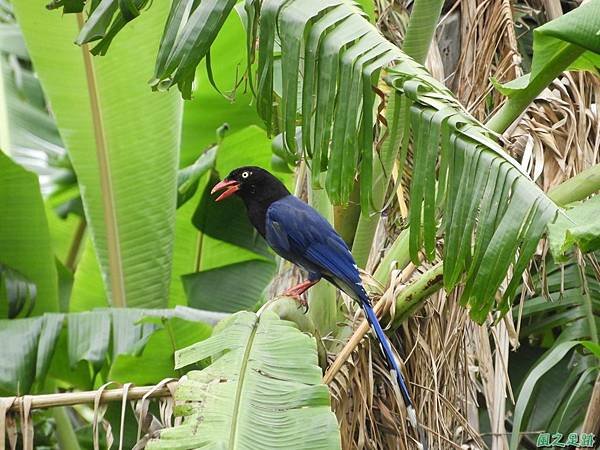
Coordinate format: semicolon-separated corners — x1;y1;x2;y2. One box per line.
3;383;176;413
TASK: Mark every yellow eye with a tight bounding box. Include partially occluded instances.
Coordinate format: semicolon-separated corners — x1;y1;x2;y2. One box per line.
242;171;249;179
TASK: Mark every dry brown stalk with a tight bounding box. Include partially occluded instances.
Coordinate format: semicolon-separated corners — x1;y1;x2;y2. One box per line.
2;383;175;413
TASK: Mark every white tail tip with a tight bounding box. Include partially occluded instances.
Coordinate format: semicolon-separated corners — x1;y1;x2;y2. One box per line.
407;405;418;429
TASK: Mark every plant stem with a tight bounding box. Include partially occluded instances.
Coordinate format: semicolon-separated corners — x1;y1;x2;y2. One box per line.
486;43;585;134
402;0;445;64
391;262;444;327
51;405;82;450
373;228;410;284
65;218;86;271
547;163;600;206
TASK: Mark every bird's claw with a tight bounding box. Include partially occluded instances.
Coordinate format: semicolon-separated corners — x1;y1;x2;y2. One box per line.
279;291;309;313
296;297;309;313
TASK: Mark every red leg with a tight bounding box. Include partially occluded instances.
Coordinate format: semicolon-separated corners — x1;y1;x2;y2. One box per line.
281;279;320;297
280;279;319;311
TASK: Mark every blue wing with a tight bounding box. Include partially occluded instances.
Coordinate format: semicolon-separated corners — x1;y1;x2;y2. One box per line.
265;196;362;296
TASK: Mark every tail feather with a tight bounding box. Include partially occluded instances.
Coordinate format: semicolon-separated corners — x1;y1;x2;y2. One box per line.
359;292;428;450
360;297;413;407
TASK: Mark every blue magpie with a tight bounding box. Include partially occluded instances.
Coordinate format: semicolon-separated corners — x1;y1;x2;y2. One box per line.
212;166;422;442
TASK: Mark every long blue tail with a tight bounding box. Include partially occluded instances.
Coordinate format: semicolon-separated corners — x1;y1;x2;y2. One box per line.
357;290;427;449
360;296;413;407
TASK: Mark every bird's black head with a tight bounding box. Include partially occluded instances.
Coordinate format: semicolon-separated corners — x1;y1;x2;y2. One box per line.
211;166;290;205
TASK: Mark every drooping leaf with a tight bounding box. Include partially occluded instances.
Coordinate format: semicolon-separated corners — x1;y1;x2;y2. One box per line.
146;311;341;450
151;0;238;98
0;313;63;394
13;0;183;308
179;12;263;166
0;307;214;394
386;62;558;323
0;151;58;316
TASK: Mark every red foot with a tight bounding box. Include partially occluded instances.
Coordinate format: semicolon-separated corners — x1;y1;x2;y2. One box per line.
281;279;319;297
280;279;319;312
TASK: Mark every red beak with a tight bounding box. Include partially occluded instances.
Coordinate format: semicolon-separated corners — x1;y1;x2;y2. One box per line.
211;179;240;201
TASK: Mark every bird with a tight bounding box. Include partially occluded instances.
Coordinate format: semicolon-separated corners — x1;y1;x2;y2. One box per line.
211;166;423;445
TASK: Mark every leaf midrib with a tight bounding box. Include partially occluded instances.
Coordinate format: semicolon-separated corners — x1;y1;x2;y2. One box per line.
76;13;126;307
228;317;260;450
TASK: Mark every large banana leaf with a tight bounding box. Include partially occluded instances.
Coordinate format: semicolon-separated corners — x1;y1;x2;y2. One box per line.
146;311;341;450
12;0;183;308
0;306;216;395
0;151;58;317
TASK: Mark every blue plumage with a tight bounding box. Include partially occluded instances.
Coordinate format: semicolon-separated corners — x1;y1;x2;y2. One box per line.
266;196;414;408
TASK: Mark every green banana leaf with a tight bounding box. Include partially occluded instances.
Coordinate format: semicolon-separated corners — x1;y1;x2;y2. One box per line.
0;306;215;395
146;311;341;450
12;0;183;309
0;151;58;316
